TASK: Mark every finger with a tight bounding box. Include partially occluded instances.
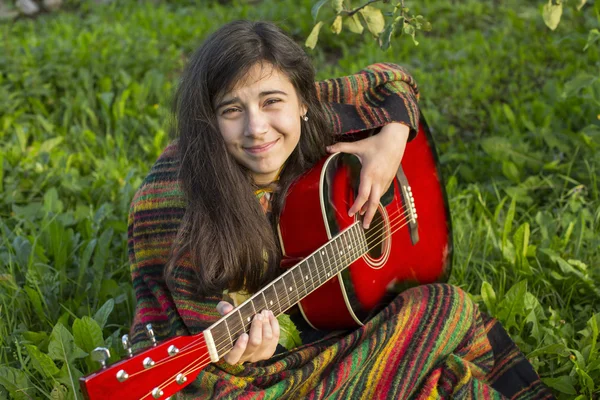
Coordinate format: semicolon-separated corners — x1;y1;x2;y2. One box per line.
362;185;382;229
270;311;280;340
261;310;273;341
244;313;263;356
326;142;360;155
223;333;248;365
349;177;372;217
216;301;234;316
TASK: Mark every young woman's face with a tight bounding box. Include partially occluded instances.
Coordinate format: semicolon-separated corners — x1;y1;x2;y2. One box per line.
215;63;307;185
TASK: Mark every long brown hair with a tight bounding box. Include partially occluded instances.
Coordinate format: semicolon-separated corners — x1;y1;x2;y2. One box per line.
166;21;332;297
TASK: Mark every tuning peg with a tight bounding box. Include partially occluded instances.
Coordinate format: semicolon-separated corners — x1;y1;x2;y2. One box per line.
145;324;157;346
91;347;111;368
121;334;133;357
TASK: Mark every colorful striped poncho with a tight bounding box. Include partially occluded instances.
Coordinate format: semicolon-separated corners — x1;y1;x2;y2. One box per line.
128;63;554;399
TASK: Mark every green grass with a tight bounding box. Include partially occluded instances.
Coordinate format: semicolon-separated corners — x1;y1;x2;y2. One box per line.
0;0;599;398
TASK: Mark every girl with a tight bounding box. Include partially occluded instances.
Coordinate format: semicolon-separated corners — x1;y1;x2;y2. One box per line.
128;20;553;399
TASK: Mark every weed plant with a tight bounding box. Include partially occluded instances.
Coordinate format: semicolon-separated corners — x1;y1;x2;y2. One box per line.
0;0;598;398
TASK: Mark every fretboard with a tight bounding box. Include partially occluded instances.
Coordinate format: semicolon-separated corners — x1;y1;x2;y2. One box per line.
209;222;368;357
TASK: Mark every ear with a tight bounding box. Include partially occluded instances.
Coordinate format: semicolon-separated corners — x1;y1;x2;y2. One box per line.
300;102;308;117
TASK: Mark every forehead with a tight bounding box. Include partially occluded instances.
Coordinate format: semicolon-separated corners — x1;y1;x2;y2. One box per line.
225;62;295;98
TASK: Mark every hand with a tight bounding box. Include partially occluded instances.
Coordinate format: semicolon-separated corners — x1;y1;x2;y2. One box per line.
216;301;280;364
326;123;410;229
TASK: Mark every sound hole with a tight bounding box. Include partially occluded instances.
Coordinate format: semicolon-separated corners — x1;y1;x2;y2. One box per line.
364;208;386;259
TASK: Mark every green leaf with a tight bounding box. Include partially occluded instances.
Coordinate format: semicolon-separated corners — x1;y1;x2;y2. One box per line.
543;1;563;31
513;222;531;273
50;384;69;400
73;317;104;354
277;314;302;350
0;366;33;400
93;298;114;329
39;137;64;154
562;73;598;98
331;15;343;35
55;363;83;398
583;29;599;51
480;281;497;315
48;323;88;363
43;187;65;214
502;196;516;253
25;286;46;323
542;376;576;395
305;21;324;50
25;344;60;378
311;0;329;21
332;0;343;13
502;160;521;183
345;14;364;34
359;6;385;37
497;280;527;330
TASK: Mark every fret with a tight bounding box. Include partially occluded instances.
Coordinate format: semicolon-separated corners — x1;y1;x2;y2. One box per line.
305;256;316;292
239;301;255;327
288;268;299;303
262;283;279;314
350;224;362;258
272;276;288;313
279;272;295;310
257;290;269;313
298;259;312;296
291;263;306;300
330;236;341;276
316;248;327;282
212;320;233;355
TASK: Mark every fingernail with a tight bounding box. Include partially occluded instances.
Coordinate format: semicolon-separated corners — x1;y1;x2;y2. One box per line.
255;314;262;321
348;211;353;217
269;310;274;317
241;333;248;342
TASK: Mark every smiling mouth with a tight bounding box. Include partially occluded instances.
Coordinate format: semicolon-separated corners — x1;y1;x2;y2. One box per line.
244;139;279;154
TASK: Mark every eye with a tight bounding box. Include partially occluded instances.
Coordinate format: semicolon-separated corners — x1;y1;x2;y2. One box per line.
264;98;282;107
221;107;241;115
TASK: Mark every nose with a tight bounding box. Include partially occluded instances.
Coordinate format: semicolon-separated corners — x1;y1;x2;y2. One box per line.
244;108;268;138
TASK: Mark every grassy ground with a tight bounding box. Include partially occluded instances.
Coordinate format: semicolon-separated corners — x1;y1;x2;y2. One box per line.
0;0;599;398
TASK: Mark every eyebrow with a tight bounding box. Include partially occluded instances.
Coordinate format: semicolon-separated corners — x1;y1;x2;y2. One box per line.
215;90;288;110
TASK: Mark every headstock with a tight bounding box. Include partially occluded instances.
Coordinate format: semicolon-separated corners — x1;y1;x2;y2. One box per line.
80;325;213;400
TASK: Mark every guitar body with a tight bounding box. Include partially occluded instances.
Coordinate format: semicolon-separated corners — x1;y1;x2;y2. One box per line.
278;118;452;329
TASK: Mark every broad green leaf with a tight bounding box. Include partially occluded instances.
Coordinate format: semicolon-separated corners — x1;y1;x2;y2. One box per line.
524;293;546;342
44;187;64;214
359;6;385;37
22;331;49;348
311;0;329;21
576;0;587;10
497;280;527;330
345;14;364;34
542;376;576;394
542;1;562;31
73;317;104;354
562;74;598;98
277;314;302;350
305;22;324;50
583;29;599;51
93;298;115;329
331;16;343;34
502;160;521;183
480;281;496;315
48;323;88;363
25;344;60;378
528;343;570;358
39;137;64;154
0;366;32;400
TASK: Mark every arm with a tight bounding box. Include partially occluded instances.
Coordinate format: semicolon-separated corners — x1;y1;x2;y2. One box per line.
316;63;420;229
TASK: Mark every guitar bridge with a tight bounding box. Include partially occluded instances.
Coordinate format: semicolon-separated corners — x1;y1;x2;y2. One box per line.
396;168;419;245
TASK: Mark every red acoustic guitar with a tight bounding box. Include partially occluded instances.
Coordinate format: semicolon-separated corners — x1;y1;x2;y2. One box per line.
80;118;452;400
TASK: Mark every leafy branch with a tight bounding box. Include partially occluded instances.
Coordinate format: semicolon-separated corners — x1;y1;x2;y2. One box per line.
306;0;431;50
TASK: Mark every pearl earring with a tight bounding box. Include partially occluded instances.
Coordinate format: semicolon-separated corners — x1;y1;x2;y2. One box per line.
302;115;309;121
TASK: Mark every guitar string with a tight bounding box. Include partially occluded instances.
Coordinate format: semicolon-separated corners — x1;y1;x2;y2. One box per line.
206;207;411;355
147;206;415;395
135;204;412;392
171;209;415;392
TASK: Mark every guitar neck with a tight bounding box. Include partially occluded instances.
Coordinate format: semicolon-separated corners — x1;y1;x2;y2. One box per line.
206;222;368;357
